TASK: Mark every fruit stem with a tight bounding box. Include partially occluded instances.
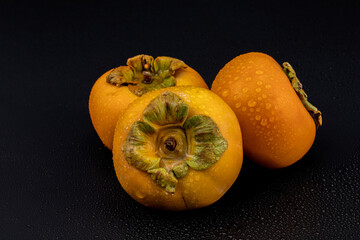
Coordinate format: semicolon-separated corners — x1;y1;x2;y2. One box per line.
283;62;322;129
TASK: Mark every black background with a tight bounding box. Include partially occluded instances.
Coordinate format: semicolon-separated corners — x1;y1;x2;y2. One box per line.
1;1;360;239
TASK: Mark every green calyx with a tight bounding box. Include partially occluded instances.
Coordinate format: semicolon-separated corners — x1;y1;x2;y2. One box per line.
121;91;228;193
283;62;323;129
106;55;188;96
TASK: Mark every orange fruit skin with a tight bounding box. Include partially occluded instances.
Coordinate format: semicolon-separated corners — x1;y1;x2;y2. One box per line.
113;86;243;210
211;52;316;169
89;67;208;150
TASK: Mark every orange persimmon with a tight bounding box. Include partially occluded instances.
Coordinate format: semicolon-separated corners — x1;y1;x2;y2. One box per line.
112;86;243;210
211;52;322;168
89;55;208;149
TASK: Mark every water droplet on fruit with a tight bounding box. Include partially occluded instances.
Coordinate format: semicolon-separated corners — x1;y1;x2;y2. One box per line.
250;108;255;112
265;103;272;109
235;103;241;108
260;118;268;126
246;77;251;81
241;106;247;111
135;191;145;199
265;84;271;89
269;116;275;122
247;100;257;107
234;76;239;80
255;115;261;121
256;88;262;92
256;108;260;112
257;81;263;86
222;90;229;97
233;95;239;101
242;87;249;93
256;70;263;75
258;97;262;101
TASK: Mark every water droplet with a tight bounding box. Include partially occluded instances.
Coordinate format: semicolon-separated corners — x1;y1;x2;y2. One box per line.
262;94;267;98
135;191;145;199
256;88;262;92
234;76;239;80
256;108;260;112
250;108;255;112
233;95;239;101
256;70;263;75
257;97;262;101
269;137;274;141
249;61;254;64
257;81;263;86
255;115;261;121
222;90;230;97
241;106;247;111
265;84;271;89
247;100;257;107
269;116;275;122
242;87;249;93
235;103;241;108
265;103;272;109
260;118;268;126
246;77;252;81
195;175;200;181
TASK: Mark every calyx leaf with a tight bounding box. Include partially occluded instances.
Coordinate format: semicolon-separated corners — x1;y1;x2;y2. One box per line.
106;55;187;96
184;115;228;170
122;121;160;171
147;168;178;193
282;62;322;129
143;91;189;126
172;161;189;178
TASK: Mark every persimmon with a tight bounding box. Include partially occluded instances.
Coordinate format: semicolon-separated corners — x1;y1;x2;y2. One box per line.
112;86;243;210
89;55;208;149
211;52;322;169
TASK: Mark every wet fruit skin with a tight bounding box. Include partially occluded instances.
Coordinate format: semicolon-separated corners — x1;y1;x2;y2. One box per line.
89;56;208;150
113;86;243;210
211;52;318;169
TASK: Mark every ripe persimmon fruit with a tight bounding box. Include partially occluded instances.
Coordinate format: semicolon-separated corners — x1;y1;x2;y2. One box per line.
211;52;322;169
89;55;208;149
112;86;243;210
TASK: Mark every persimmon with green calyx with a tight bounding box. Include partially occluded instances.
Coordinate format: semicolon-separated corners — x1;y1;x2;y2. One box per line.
113;87;243;210
89;54;208;149
211;52;322;169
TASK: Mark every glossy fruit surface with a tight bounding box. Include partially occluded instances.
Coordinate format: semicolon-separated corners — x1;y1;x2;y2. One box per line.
113;86;243;210
211;52;322;168
89;55;208;149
